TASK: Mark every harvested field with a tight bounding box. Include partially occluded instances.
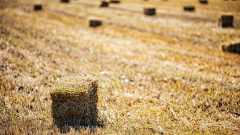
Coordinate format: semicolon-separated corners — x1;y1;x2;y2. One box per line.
0;0;240;134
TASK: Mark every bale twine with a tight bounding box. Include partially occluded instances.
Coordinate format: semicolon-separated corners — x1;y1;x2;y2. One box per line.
219;14;234;28
88;17;102;27
100;1;109;7
50;76;98;124
184;6;195;12
144;7;156;16
34;4;42;11
199;0;208;4
61;0;69;3
110;0;120;3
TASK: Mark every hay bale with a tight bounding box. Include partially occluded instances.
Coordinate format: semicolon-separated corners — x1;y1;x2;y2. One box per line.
221;41;240;54
50;76;98;123
61;0;69;3
34;4;42;11
100;1;109;7
144;7;156;16
184;6;195;12
219;15;234;28
110;0;120;3
199;0;208;4
88;18;102;27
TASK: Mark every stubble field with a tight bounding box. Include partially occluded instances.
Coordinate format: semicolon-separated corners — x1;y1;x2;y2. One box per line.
0;0;240;134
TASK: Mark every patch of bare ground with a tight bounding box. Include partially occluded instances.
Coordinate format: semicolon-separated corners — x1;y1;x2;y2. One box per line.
0;0;240;134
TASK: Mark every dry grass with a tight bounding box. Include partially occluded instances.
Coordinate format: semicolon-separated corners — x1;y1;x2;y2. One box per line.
0;0;240;134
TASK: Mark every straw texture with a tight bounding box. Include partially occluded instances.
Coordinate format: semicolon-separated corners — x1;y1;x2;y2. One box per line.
50;76;98;122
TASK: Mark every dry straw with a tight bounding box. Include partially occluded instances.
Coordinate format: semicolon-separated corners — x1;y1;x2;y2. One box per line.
50;76;98;124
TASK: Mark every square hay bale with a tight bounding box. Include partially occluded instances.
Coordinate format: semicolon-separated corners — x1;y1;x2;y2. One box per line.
199;0;208;4
184;6;195;12
61;0;69;3
144;7;156;16
110;0;120;3
219;15;234;28
34;4;42;11
88;18;102;27
221;41;240;54
50;76;98;124
100;1;109;7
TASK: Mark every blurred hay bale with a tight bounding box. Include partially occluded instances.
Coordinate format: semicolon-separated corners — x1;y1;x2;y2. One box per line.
199;0;208;4
184;6;195;12
100;1;109;7
110;0;120;3
33;4;42;11
219;14;234;28
50;76;98;124
88;17;102;27
61;0;69;3
144;7;156;16
221;41;240;54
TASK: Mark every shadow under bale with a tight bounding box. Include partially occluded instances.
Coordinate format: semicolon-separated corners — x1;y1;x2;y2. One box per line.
100;1;108;7
61;0;69;3
184;6;195;12
50;76;104;133
144;8;155;16
34;5;42;11
222;42;240;54
219;15;234;28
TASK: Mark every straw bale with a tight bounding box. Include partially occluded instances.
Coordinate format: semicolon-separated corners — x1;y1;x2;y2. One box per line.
184;6;195;12
100;1;109;7
221;41;240;54
61;0;69;3
144;7;156;16
219;15;234;28
34;4;42;11
110;0;120;3
50;76;98;122
88;17;102;27
199;0;208;4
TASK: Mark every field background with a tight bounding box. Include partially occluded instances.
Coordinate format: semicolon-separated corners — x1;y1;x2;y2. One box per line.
0;0;240;134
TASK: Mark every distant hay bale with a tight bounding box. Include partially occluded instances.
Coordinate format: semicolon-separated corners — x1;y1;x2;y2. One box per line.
144;7;156;16
88;17;102;27
184;6;195;12
34;4;42;11
219;15;234;28
110;0;120;3
199;0;208;4
100;1;109;7
61;0;69;3
50;76;98;124
221;41;240;54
